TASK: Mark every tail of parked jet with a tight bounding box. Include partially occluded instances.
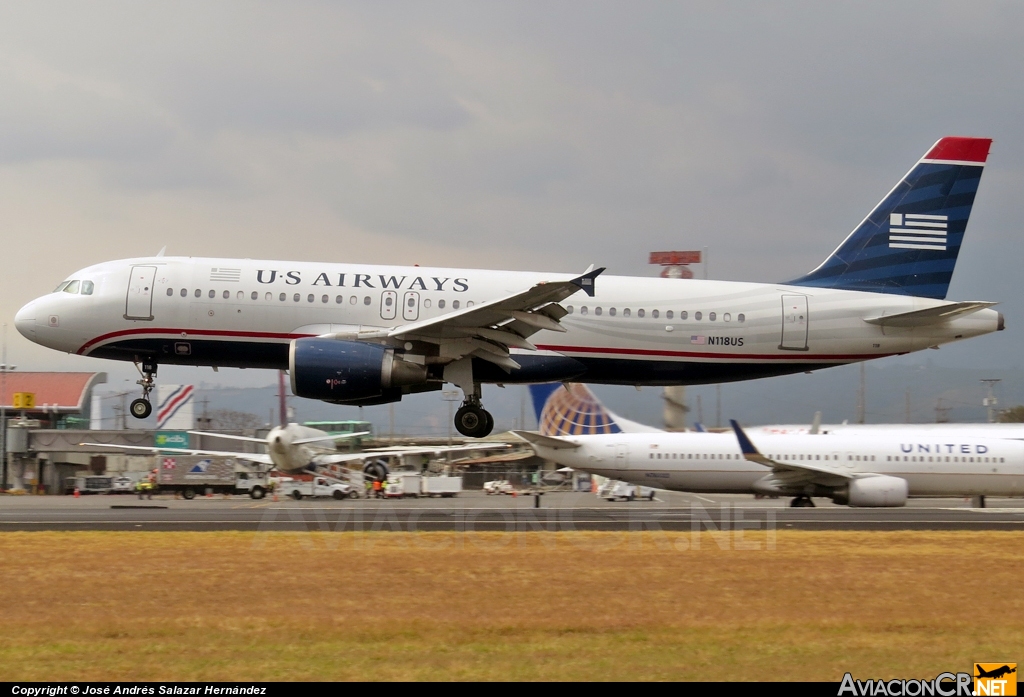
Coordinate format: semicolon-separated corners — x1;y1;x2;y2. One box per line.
528;383;662;436
789;136;992;300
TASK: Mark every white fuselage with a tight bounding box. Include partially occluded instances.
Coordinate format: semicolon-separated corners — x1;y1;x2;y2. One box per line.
14;256;1001;388
529;431;1024;498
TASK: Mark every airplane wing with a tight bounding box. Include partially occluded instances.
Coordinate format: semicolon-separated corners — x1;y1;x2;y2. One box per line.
292;431;371;446
310;442;509;466
79;442;273;466
512;430;581;450
186;431;267;444
367;267;604;371
863;301;997;327
729;420;852;485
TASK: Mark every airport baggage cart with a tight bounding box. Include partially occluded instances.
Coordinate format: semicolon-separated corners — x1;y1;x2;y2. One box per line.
422;476;462;498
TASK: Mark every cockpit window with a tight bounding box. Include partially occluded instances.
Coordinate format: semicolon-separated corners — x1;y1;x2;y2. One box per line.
81;280;94;295
53;281;71;293
63;280;81;294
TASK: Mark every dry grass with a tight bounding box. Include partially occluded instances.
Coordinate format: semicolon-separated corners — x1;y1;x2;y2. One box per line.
0;530;1021;681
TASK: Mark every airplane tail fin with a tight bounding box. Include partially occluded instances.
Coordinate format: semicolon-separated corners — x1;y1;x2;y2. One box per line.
788;137;992;300
528;383;661;436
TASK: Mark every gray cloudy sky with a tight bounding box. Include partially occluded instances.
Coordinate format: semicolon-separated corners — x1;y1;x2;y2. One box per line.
3;0;1023;385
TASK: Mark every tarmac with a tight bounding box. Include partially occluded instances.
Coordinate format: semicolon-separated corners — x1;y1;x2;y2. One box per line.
1;489;1023;531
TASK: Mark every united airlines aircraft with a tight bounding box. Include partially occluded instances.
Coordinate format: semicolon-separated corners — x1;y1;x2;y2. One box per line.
15;137;1003;437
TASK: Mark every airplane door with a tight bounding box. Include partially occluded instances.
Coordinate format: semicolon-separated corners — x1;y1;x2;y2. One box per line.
615;444;629;467
125;265;157;320
402;291;420;321
380;291;397;320
779;295;809;351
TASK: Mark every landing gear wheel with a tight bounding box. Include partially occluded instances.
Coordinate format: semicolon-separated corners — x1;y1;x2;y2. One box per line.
130;398;152;419
790;496;816;508
455;405;493;438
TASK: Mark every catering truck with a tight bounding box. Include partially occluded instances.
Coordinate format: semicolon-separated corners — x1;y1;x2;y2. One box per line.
156;456;272;500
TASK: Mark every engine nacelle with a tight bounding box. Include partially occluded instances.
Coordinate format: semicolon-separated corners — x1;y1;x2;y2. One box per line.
290;338;428;403
833;475;908;507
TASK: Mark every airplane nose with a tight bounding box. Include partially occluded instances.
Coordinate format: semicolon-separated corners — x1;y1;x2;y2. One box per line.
15;301;36;339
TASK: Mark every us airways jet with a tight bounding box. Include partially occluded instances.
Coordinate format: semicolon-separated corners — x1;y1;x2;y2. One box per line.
15;137;1003;438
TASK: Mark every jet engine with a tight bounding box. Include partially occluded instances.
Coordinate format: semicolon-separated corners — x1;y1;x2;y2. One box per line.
290;338;428;404
832;475;908;507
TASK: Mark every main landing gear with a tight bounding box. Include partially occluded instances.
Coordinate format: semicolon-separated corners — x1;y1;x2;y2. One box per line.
130;357;157;420
454;389;494;438
789;495;816;508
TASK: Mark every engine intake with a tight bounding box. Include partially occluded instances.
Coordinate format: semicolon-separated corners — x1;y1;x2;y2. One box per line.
290;338;427;403
832;475;908;507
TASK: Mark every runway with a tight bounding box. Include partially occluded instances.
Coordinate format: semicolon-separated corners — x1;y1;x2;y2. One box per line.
2;490;1024;531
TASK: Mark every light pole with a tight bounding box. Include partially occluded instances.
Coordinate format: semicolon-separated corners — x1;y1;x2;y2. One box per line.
1;323;15;490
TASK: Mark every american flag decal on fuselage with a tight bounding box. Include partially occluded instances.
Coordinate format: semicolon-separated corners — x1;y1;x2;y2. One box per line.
888;213;947;251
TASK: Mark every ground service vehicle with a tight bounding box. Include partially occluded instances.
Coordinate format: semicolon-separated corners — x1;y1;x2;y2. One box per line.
385;473;422;498
64;475;114;495
484;480;514;495
281;476;356;500
422;476;462;498
155;456;271;499
598;480;655;501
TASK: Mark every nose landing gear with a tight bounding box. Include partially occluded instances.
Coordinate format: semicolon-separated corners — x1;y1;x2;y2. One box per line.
130;357;157;420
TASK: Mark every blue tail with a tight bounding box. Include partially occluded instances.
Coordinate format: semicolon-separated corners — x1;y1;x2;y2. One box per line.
788;137;991;300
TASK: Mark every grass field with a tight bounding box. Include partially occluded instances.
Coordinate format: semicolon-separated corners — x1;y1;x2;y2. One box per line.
0;530;1020;681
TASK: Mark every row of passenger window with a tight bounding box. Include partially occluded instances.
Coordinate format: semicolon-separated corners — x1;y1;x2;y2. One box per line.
164;288;468;310
567;306;745;322
54;280;94;295
647;452;1006;464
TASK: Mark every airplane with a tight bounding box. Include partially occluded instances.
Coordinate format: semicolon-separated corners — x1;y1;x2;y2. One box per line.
514;420;1024;508
16;136;1003;438
529;382;1024;440
975;665;1016;680
80;422;500;480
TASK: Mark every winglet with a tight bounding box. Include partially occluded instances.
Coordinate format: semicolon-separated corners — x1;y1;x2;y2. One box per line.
570;267;605;298
729;419;774;466
810;411;822;435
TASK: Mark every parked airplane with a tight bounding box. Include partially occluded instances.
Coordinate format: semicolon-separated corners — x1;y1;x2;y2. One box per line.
529;382;1024;439
81;422;496;479
514;420;1024;508
17;137;1002;438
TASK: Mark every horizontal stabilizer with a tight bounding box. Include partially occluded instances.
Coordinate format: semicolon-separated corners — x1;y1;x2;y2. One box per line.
512;430;581;450
863;301;997;327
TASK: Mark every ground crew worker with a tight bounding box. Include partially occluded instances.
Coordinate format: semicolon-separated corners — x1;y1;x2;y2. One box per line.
364;479;372;498
372;478;382;499
380;478;388;498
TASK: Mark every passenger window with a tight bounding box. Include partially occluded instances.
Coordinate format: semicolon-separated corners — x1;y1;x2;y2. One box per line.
385;296;393;307
652;309;659;319
180;288;187;297
609;307;616;316
637;309;645;318
665;310;673;319
336;295;343;304
195;289;202;298
695;311;702;320
680;311;688;320
166;288;174;297
424;299;432;308
266;293;273;301
252;291;258;300
81;281;94;295
363;296;371;305
293;293;300;302
738;313;745;323
237;291;244;300
209;290;215;299
595;307;602;316
307;294;314;303
63;281;80;294
322;295;328;303
709;312;717;321
623;308;631;317
566;305;574;314
580;306;588;315
224;290;230;299
438;299;446;309
467;301;475;307
350;296;357;305
724;313;731;322
279;293;286;302
452;300;460;310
